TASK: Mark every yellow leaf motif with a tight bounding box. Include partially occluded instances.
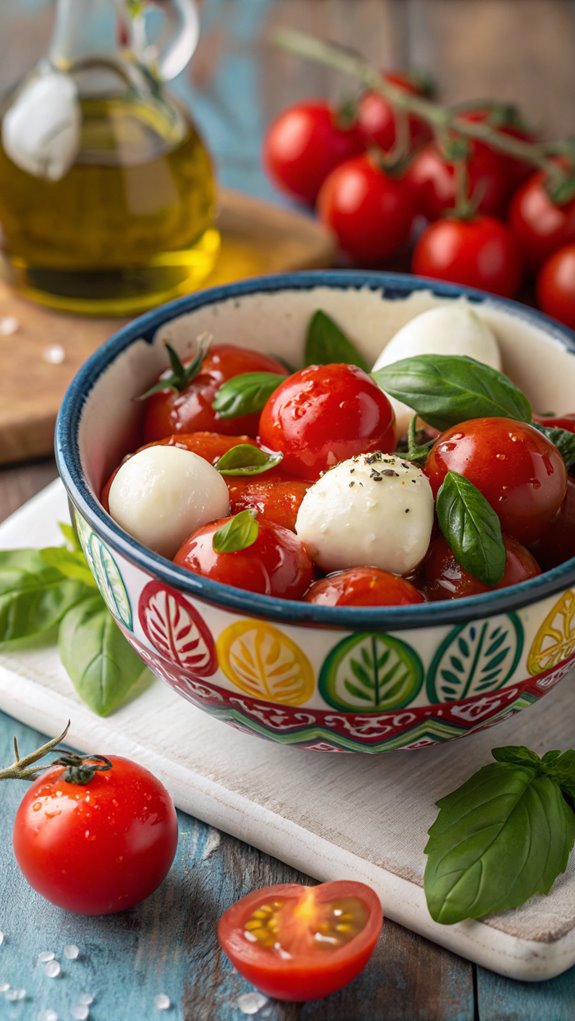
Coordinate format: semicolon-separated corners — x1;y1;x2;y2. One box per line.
217;620;315;705
527;590;575;675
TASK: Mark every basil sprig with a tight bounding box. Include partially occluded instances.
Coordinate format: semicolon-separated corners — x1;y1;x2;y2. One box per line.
373;354;532;430
425;746;575;924
212;510;259;553
138;334;212;400
215;444;283;476
212;372;285;419
436;471;506;585
534;424;575;469
0;529;150;716
305;310;369;371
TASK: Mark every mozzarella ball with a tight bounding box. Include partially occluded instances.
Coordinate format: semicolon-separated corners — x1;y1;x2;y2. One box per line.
373;305;501;438
108;445;230;558
295;453;434;575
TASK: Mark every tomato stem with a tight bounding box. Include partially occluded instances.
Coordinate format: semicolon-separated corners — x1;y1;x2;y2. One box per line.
272;28;573;182
0;722;71;782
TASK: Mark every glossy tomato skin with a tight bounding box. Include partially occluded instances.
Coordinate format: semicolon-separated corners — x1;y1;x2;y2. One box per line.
536;244;575;329
533;412;575;433
423;534;540;600
304;568;425;607
13;757;178;915
509;171;575;272
227;474;311;532
424;418;568;545
317;155;415;265
412;216;522;298
457;107;536;193
357;72;432;153
263;101;364;205
143;345;288;443
405;142;509;220
174;517;314;599
530;478;575;569
258;363;395;481
218;881;383;1002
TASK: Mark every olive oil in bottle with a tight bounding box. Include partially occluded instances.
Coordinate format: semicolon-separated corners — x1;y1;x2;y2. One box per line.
0;0;219;315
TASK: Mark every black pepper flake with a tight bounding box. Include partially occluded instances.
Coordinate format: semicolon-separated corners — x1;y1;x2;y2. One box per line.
381;469;399;478
405;508;410;513
349;481;355;487
401;461;411;470
370;469;383;481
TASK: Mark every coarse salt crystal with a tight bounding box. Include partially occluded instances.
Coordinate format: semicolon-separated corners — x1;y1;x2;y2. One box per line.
40;1010;59;1021
63;944;80;960
237;991;268;1015
43;344;66;365
154;993;171;1011
45;960;61;978
0;316;19;336
0;982;9;992
71;1005;89;1020
38;951;55;963
77;994;94;1006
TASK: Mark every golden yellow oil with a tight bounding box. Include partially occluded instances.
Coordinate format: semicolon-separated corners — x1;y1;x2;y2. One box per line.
0;95;220;315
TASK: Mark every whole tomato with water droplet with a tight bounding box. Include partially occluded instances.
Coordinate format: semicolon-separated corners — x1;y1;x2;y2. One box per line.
13;755;178;915
218;880;383;1001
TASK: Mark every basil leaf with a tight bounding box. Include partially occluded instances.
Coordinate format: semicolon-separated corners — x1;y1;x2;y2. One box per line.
215;444;283;476
533;424;575;468
212;511;259;553
0;549;52;574
541;749;575;785
0;566;89;644
40;547;98;588
212;372;285;419
58;521;81;551
138;334;212;400
424;761;575;924
492;745;542;768
58;595;151;716
372;355;532;430
436;471;506;585
305;310;369;371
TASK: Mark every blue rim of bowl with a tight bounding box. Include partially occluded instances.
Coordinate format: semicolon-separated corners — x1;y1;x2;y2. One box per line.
56;269;575;630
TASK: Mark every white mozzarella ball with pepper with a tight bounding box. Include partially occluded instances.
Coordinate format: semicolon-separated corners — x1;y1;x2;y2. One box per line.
295;452;434;575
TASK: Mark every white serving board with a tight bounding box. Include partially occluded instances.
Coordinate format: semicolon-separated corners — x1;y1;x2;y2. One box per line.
0;481;574;982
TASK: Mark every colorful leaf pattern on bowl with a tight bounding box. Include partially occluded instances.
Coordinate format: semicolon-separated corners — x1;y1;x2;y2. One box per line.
139;581;217;676
216;620;314;706
426;614;523;703
319;633;424;712
527;590;575;675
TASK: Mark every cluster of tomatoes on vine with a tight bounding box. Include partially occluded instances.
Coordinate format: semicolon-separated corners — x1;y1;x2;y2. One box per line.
264;71;575;325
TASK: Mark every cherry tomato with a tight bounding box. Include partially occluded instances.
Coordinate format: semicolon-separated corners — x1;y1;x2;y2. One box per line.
422;534;540;601
227;475;311;532
304;568;424;607
424;418;568;545
412;215;523;298
405;142;510;220
536;244;575;329
529;479;575;569
101;432;258;511
357;71;432;153
509;170;575;272
174;516;314;599
218;880;382;1002
13;755;178;915
263;101;364;206
533;412;575;433
455;105;536;193
317;155;415;265
258;363;395;481
143;345;288;443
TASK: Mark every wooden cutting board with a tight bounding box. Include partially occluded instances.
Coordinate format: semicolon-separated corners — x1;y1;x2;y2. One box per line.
0;189;335;465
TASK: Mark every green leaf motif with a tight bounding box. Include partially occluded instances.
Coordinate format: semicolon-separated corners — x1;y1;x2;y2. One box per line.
424;761;575;924
305;310;369;371
319;632;424;713
215;444;283;476
372;354;532;430
427;613;523;703
212;372;285;419
59;596;151;716
437;471;506;585
88;534;133;630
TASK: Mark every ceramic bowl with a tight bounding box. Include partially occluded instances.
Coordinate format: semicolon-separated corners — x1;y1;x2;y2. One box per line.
55;271;575;753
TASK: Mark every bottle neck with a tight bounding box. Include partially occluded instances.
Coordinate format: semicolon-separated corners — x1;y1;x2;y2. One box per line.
49;0;133;69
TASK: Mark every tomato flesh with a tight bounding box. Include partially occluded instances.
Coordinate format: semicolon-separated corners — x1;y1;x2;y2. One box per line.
13;756;178;915
218;881;382;1001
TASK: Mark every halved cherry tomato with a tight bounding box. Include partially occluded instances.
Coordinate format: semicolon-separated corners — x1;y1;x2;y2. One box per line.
304;568;424;606
317;154;416;265
218;880;383;1002
13;755;178;915
509;169;575;272
424;418;568;544
356;71;432;153
529;478;575;569
258;363;395;480
227;475;311;532
412;215;522;298
423;534;541;600
174;516;314;599
143;345;288;442
263;101;364;206
536;243;575;329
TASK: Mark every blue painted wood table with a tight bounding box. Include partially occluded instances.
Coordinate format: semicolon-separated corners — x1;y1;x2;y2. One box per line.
2;2;575;1018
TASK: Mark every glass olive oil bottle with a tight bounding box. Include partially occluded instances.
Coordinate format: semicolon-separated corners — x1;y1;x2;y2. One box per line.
0;0;219;315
